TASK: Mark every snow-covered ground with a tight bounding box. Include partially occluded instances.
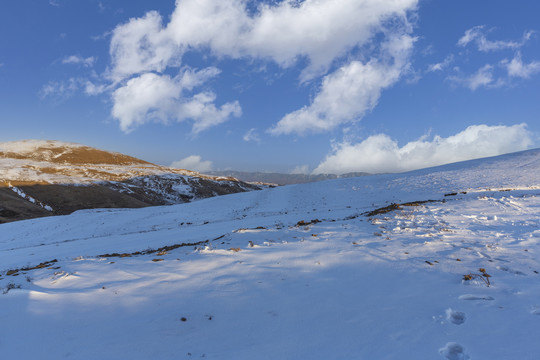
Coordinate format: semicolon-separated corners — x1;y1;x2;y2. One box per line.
1;149;539;359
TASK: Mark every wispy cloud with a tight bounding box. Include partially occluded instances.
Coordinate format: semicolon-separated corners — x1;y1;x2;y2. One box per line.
314;124;533;174
447;64;496;91
62;55;96;67
458;26;534;52
502;52;540;79
170;155;213;173
39;78;83;102
243;128;260;143
446;52;540;91
427;55;454;72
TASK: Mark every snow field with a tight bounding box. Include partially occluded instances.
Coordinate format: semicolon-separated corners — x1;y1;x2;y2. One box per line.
1;149;540;359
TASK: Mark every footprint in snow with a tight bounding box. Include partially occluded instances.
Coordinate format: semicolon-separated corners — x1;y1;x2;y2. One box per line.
439;342;470;360
496;265;526;276
445;308;466;325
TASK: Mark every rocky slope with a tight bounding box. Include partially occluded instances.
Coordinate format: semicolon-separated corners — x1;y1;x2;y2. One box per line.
0;140;260;223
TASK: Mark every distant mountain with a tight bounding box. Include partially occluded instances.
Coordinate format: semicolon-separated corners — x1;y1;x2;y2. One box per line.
0;140;260;223
207;170;371;185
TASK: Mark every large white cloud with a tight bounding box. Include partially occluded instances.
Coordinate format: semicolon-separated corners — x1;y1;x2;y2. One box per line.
111;0;418;81
314;124;533;174
111;69;241;133
109;11;176;82
270;34;415;135
106;0;418;133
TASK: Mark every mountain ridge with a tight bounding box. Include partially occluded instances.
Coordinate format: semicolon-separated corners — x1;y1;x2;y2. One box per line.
207;170;371;185
0;140;260;223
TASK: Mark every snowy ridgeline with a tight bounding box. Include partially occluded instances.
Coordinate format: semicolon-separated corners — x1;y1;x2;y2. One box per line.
0;149;539;359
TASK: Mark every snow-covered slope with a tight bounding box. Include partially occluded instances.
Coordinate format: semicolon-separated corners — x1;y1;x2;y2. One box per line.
1;149;539;359
0;140;260;223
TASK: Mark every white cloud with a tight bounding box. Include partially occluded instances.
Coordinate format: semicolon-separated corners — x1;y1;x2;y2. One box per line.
270;34;416;135
62;55;96;67
503;52;540;79
243;128;260;143
170;155;213;173
448;64;495;91
314;124;533;174
109;11;175;82
427;55;454;72
290;165;309;175
458;26;534;52
102;0;418;134
110;0;418;82
111;70;241;133
39;78;82;101
84;81;108;96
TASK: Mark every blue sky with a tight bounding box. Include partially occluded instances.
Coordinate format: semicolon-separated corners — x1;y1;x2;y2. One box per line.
1;0;539;174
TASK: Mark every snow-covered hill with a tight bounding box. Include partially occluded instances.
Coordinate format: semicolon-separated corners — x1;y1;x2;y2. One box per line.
1;149;539;359
0;140;260;223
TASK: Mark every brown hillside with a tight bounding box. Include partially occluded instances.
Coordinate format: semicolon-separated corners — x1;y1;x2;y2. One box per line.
0;140;261;223
0;145;151;166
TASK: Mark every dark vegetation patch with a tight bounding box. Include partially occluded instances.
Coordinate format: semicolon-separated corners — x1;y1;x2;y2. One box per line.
233;226;267;232
0;208;18;217
4;259;58;277
463;268;491;287
98;239;211;259
364;200;439;217
445;191;468;196
296;219;321;227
